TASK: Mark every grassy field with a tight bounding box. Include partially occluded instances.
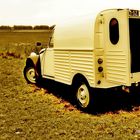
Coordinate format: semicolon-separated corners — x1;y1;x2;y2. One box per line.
0;30;52;58
1;53;140;139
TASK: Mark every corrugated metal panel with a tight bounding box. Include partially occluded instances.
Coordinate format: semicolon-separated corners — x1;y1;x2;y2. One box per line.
106;50;128;84
54;50;95;86
70;50;95;86
54;50;70;84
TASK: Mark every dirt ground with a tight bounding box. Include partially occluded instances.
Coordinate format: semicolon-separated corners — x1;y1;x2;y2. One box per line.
1;55;140;140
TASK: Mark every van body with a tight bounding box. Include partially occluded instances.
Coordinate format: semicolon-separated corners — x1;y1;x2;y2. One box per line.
24;9;140;109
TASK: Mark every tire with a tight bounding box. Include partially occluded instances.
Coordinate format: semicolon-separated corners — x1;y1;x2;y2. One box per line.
75;81;92;110
24;66;37;84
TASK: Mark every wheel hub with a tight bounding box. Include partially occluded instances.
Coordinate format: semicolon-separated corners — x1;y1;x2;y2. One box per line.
80;88;87;100
30;70;35;77
26;68;36;83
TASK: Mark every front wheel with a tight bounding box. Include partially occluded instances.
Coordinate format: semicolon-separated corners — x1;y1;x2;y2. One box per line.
24;66;37;84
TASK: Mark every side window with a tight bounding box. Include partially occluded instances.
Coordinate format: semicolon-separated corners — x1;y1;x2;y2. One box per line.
109;18;119;45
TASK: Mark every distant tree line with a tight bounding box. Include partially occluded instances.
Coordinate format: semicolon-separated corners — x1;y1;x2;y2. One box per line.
0;25;55;30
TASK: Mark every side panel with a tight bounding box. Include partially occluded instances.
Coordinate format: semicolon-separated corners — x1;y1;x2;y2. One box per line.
70;50;95;86
54;50;71;84
54;49;95;87
53;15;95;86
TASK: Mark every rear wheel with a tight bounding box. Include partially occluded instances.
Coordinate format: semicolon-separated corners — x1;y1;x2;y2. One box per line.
24;66;37;84
73;79;93;110
76;83;90;108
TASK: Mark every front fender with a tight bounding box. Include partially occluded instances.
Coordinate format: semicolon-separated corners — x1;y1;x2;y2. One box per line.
25;53;41;76
26;54;39;67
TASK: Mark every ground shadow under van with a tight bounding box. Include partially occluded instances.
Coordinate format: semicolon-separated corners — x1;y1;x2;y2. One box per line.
36;79;140;114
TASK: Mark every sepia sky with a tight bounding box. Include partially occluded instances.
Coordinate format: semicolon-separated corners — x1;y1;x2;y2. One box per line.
0;0;140;25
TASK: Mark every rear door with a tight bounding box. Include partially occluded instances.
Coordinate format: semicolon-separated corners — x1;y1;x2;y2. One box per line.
129;11;140;83
103;9;131;86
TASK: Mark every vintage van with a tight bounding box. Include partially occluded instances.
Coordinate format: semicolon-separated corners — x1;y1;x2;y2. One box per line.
24;9;140;109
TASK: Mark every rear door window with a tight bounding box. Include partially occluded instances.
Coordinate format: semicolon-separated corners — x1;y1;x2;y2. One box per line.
109;18;119;45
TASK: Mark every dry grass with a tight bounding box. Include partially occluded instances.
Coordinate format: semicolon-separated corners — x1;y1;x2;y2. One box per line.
0;43;37;59
1;54;140;139
0;30;53;58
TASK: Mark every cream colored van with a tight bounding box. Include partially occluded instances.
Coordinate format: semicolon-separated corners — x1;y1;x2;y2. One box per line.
24;9;140;109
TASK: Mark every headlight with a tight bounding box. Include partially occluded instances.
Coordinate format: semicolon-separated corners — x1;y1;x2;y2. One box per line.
39;48;46;54
30;52;37;56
